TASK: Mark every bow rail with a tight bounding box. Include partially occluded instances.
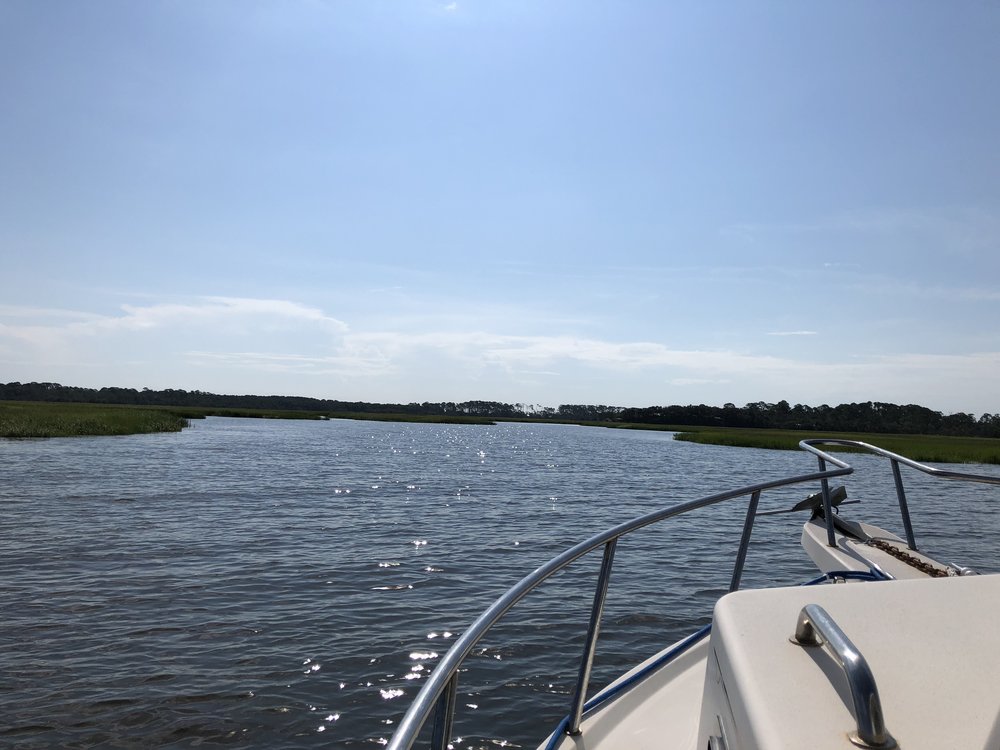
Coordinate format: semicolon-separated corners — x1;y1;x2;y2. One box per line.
386;439;1000;750
800;439;1000;551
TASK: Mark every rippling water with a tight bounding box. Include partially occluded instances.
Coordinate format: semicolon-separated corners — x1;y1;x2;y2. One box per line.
2;418;998;748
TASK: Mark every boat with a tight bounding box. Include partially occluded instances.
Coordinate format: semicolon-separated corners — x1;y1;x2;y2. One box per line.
386;439;1000;750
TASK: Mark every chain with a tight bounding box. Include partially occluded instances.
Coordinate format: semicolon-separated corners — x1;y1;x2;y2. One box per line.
864;538;950;578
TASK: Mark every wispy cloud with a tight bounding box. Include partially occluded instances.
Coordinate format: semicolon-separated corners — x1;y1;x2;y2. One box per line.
721;207;1000;270
186;349;391;377
444;2;458;11
0;297;348;346
846;278;1000;304
340;330;793;374
114;297;348;333
724;206;998;241
669;377;731;386
3;297;999;412
0;305;103;322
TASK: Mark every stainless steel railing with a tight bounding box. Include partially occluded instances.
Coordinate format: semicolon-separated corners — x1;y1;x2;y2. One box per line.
799;439;1000;552
385;439;999;750
791;603;894;749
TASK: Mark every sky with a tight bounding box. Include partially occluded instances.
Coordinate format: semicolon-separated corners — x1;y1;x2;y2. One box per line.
1;1;999;414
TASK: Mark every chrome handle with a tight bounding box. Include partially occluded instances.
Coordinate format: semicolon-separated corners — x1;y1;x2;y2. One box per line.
792;604;895;749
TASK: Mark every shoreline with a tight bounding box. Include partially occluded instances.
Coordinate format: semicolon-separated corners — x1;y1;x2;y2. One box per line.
4;401;999;465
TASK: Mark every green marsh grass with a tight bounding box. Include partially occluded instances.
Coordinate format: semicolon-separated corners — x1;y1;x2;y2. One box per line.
1;401;189;438
0;402;496;437
672;427;1000;465
7;400;999;465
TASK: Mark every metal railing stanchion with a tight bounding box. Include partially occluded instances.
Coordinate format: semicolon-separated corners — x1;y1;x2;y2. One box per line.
567;539;618;736
818;457;836;546
430;674;459;750
890;459;917;550
730;490;762;592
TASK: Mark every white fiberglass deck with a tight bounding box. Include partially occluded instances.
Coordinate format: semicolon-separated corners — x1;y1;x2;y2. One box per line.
711;573;1000;749
801;517;953;579
544;635;709;750
548;574;1000;750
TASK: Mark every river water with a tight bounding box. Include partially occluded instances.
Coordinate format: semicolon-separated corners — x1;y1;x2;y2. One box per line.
2;418;998;748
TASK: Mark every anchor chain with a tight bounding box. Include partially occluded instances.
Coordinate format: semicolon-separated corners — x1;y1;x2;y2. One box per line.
864;538;949;578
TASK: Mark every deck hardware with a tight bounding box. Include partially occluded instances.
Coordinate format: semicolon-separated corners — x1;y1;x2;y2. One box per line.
948;563;978;576
713;712;732;750
792;604;895;749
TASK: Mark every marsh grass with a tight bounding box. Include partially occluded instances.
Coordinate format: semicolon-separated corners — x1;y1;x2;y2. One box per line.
7;400;999;464
0;401;188;438
0;402;497;437
672;427;1000;465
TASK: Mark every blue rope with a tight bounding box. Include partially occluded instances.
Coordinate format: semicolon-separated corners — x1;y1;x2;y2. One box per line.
803;569;888;585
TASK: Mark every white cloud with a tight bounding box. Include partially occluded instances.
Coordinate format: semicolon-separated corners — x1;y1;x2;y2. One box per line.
669;378;731;386
444;2;458;11
767;330;817;336
112;297;349;333
0;297;348;347
2;297;998;413
0;305;103;322
186;348;392;378
342;330;792;374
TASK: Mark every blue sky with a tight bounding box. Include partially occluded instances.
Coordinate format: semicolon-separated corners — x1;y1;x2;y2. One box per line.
2;1;998;413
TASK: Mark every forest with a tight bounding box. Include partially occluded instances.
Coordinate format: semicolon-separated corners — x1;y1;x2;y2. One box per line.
2;381;998;438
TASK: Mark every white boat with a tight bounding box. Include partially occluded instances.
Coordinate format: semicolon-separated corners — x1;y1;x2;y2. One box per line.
386;439;1000;750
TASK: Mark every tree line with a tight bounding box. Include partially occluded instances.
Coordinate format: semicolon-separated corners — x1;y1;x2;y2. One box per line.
556;400;1000;437
2;381;998;438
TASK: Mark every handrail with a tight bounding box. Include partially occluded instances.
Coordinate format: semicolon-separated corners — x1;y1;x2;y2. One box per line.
386;459;851;750
792;604;895;748
386;440;999;750
799;439;1000;551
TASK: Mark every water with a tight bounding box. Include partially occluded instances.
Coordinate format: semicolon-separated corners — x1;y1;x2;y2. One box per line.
2;418;998;748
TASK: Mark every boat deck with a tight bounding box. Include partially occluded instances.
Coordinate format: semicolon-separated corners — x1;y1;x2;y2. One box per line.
543;636;708;750
546;574;1000;750
711;573;1000;749
801;516;954;579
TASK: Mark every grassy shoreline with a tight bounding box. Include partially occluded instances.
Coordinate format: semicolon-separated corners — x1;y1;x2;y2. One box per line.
670;426;1000;465
0;401;189;438
0;401;500;438
5;401;999;465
